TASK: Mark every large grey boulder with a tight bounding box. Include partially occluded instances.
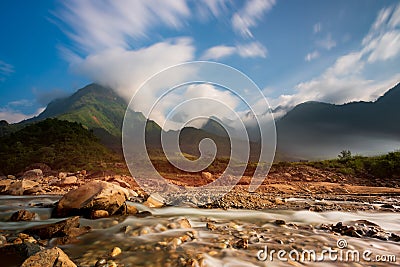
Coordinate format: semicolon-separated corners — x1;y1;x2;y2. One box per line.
52;181;129;218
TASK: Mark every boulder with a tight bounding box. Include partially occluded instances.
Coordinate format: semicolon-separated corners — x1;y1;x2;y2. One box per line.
23;216;89;240
7;180;39;196
21;247;76;267
52;181;129;218
22;169;43;180
9;209;37;221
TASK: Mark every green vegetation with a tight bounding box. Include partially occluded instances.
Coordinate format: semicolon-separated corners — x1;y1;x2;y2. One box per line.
307;150;400;179
0;118;119;175
35;84;128;137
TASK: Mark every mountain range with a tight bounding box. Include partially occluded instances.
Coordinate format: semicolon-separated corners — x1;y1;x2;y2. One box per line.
276;83;400;159
1;82;399;161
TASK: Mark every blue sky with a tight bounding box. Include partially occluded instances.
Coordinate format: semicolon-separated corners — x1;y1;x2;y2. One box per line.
1;0;400;123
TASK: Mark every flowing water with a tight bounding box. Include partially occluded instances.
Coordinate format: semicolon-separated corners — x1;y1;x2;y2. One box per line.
0;195;399;266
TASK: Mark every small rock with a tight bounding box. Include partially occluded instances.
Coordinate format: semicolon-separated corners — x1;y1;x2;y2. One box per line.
13;238;23;244
168;237;182;249
110;247;122;257
59;172;68;179
95;258;107;267
274;219;286;226
283;173;292;178
126;205;138;215
206;222;217;231
91;210;109;219
186;258;199;267
390;233;400;242
234;238;248;249
60;176;78;185
249;236;260;244
201;172;213;183
107;260;118;267
144;193;165;208
177;218;191;229
9;209;37;221
274;197;285;205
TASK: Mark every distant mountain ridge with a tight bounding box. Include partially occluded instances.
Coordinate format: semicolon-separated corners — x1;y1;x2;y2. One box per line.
276;82;400;158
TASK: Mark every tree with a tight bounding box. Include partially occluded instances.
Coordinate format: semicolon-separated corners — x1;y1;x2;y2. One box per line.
338;150;352;162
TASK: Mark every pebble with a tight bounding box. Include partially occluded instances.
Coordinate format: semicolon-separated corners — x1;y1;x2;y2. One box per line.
274;219;286;226
110;246;122;257
206;222;217;231
107;260;118;267
177;218;191;229
95;258;107;267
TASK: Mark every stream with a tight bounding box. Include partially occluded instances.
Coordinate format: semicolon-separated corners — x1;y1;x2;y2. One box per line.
0;195;399;266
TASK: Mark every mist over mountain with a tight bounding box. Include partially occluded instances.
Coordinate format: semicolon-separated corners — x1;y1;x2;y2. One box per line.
275;83;400;159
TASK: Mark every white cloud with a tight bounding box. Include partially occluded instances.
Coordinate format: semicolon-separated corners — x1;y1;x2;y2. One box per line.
372;6;393;30
201;45;237;60
0;107;44;124
361;3;400;64
316;33;336;50
313;22;322;34
7;99;33;107
231;0;276;38
270;3;400;113
73;38;195;103
200;42;268;60
367;30;400;62
57;0;191;53
194;0;230;21
0;60;14;82
201;42;268;60
304;50;320;62
237;42;268;58
389;4;400;27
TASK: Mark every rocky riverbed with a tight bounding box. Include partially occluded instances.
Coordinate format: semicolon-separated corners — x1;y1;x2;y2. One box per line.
0;166;399;266
0;194;399;266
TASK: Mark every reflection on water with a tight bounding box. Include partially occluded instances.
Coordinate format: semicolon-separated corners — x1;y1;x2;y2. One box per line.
0;195;399;266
